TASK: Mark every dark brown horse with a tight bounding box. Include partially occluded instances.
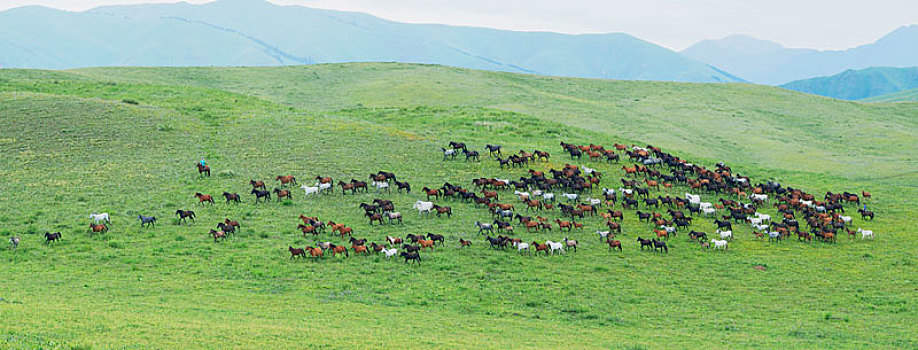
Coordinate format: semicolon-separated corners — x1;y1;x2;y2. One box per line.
276;175;297;186
196;163;210;177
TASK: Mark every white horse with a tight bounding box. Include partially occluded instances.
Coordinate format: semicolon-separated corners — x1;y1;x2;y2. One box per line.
839;216;852;224
586;198;602;207
685;193;701;204
317;182;333;194
9;236;19;249
702;207;716;217
749;194;768;202
90;212;110;224
747;217;764;226
857;228;874;240
716;229;733;241
514;191;531;200
768;231;782;241
753;224;769;232
413;200;434;215
800;200;814;208
373;181;390;193
582;166;596;176
541;193;555;202
602;188;616;196
561;193;578;202
710;239;728;250
301;184;320;197
596;230;612;241
517;242;530;255
442;148;456;159
699;202;713;210
754;213;771;222
661;225;676;235
546;240;564;255
383;248;398;258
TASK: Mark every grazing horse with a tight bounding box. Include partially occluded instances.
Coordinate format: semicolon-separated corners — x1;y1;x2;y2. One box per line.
276;175;297;186
90;212;111;225
196;163;210;177
137;215;156;228
289;246;307;259
400;251;422;264
195;193;215;205
9;236;20;249
250;180;266;189
175;210;196;225
222;192;242;204
273;188;293;201
251;189;271;203
44;232;62;244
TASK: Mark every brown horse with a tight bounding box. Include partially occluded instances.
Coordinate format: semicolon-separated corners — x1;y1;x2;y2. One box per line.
209;229;226;242
250;180;266;189
555;219;573;232
338;181;355;195
89;223;108;234
309;246;324;259
289;246;306;258
273;188;292;201
418;239;435;250
459;239;472;247
298;224;319;237
352;243;369;256
315;176;333;184
276;175;297;186
330;244;349;257
196;163;210;177
194;193;215;205
532;241;549;255
606;239;622;251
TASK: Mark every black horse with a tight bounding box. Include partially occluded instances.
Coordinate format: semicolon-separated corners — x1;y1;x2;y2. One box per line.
652;239;669;253
400;251;422;264
485;144;502;156
216;222;236;236
44;232;62;244
137;215;157;228
251;189;271;203
426;233;445;245
637;237;653;250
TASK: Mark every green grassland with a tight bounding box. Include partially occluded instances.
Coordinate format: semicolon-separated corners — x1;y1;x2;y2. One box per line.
0;64;916;349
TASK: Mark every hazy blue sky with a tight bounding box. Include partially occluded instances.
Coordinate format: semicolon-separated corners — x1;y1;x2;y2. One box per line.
2;0;915;50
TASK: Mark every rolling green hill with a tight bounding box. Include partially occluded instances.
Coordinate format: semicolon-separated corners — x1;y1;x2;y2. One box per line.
0;64;915;349
780;67;918;100
0;0;739;83
862;87;918;102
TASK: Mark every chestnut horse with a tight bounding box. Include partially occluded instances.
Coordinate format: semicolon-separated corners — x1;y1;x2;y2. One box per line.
276;175;297;186
194;193;215;205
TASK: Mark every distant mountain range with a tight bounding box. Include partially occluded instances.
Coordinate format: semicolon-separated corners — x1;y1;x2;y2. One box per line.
682;27;918;85
779;67;918;101
861;87;918;102
0;0;740;83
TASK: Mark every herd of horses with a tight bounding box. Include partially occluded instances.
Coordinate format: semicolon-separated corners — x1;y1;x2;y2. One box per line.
8;141;879;267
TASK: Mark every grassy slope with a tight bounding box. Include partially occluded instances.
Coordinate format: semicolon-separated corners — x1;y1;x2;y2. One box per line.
72;63;918;184
0;65;915;349
862;87;918;102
